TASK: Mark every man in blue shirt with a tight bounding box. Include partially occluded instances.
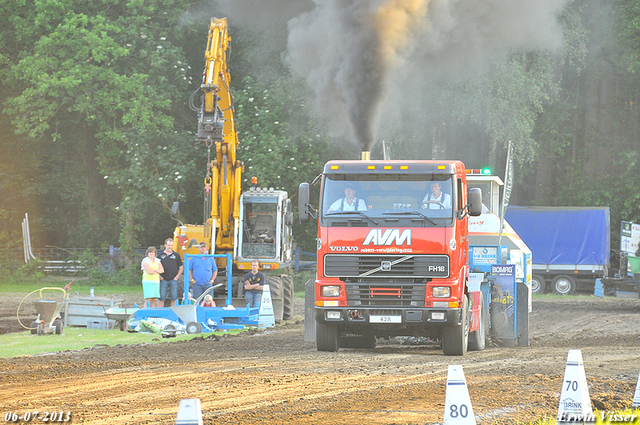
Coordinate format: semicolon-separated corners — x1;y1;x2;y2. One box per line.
188;242;218;300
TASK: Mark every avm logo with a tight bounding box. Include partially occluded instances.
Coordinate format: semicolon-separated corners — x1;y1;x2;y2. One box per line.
362;229;412;246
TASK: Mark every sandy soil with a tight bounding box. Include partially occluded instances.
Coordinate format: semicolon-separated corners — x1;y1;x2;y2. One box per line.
2;292;640;424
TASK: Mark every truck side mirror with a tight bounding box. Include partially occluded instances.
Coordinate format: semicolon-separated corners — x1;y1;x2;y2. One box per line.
468;188;482;217
299;183;311;223
171;201;180;216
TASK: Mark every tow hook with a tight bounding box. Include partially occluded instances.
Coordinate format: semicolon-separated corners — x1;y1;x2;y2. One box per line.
348;309;366;321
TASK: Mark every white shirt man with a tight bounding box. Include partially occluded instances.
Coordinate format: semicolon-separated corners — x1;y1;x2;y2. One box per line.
422;182;451;210
328;185;367;212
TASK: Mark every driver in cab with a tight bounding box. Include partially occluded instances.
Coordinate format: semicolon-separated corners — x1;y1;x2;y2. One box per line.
421;181;451;210
328;183;367;212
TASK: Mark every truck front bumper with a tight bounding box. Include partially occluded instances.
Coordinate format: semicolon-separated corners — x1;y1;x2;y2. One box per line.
314;306;462;328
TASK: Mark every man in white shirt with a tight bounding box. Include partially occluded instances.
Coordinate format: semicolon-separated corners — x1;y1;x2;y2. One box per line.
328;184;367;212
421;181;451;210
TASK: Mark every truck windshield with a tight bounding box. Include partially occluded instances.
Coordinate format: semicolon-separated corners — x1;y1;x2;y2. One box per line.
320;174;455;227
240;196;278;259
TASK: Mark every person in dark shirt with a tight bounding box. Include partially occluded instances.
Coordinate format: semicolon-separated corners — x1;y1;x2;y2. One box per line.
243;259;265;308
158;238;184;307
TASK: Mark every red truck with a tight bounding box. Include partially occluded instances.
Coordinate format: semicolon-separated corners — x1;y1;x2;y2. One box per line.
299;159;484;355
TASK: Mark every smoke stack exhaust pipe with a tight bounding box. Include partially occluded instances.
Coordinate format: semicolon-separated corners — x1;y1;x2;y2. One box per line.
361;151;370;161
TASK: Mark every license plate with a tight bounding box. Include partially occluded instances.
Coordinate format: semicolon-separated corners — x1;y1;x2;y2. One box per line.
369;315;402;323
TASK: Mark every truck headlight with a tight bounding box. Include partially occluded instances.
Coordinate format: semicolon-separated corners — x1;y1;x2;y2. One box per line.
326;311;341;320
432;287;450;298
322;285;341;297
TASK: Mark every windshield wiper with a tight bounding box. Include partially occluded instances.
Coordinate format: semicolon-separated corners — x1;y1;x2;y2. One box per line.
382;210;437;226
326;211;378;225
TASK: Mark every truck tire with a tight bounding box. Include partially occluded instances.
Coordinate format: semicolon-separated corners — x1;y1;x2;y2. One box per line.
282;275;294;320
266;276;282;298
468;293;486;351
266;276;284;323
531;274;546;294
552;275;576;295
234;277;244;298
316;322;340;352
441;295;469;356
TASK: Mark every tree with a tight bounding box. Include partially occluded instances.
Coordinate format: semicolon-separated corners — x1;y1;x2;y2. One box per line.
0;0;206;249
233;75;340;251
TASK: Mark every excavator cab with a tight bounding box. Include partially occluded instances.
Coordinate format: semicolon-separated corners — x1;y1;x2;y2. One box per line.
238;188;292;266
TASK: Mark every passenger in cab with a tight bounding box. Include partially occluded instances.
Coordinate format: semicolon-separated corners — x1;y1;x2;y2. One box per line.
328;184;367;212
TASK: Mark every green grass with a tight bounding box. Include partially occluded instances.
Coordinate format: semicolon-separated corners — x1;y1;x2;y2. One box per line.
1;275;289;359
1;277;141;297
0;326;245;358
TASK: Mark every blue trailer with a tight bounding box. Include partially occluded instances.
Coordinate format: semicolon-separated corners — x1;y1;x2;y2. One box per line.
504;206;610;295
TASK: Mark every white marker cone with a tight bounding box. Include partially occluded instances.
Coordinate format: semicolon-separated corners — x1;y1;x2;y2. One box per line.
258;284;275;328
444;365;476;424
176;398;203;425
632;370;640;407
557;349;594;424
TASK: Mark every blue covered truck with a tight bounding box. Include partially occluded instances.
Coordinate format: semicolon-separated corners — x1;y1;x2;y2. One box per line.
504;206;610;295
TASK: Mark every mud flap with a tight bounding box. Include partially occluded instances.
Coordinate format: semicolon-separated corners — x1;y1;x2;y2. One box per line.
468;291;481;332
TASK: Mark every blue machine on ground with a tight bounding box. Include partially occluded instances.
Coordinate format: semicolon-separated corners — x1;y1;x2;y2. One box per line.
132;253;259;333
466;172;533;347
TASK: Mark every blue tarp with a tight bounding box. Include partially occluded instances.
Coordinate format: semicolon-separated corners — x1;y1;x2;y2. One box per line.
505;206;610;266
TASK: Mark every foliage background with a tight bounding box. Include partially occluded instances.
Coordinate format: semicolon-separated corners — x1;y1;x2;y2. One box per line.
2;0;640;256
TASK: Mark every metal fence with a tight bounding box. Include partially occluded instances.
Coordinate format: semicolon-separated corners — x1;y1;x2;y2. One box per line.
9;246;147;274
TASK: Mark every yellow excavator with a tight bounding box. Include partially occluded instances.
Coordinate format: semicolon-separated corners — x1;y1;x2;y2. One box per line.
171;18;294;321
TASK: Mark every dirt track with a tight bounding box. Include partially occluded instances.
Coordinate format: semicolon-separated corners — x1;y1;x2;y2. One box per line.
2;293;640;424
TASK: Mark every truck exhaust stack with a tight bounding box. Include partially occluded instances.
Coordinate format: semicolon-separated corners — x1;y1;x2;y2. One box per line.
360;151;370;161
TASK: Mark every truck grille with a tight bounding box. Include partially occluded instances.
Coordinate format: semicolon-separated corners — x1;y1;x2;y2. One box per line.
346;283;426;307
324;254;449;278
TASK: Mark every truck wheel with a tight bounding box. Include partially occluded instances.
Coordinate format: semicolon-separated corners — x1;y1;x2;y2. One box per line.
552;275;576;295
282;275;294;320
316;322;340;352
531;274;546;294
266;276;284;323
442;295;469;356
468;293;486;351
234;277;244;298
266;276;282;298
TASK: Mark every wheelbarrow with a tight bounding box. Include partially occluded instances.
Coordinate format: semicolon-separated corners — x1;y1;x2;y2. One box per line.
30;287;66;335
170;284;222;334
101;304;138;331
